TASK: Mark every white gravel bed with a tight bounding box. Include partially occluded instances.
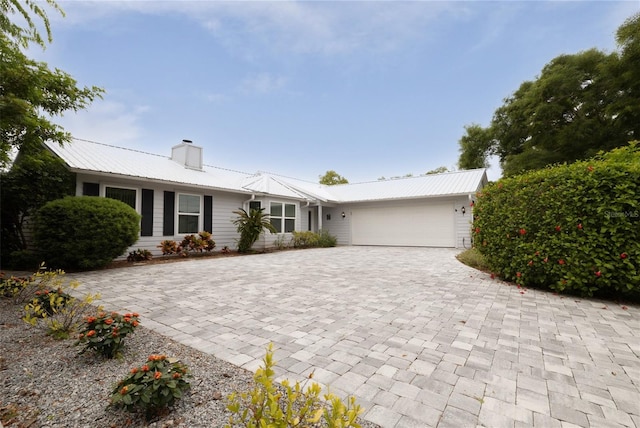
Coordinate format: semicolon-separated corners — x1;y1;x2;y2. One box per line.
0;298;379;428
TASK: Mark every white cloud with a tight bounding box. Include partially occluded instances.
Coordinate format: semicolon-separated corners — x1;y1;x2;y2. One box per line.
56;99;149;148
56;1;456;57
240;72;286;95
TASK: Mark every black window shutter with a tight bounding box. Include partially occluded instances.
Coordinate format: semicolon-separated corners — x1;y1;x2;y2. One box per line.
163;191;175;236
204;195;213;233
141;189;154;236
83;182;99;196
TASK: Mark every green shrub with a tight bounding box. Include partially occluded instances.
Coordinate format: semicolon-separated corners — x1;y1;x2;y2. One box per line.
75;311;140;358
291;231;319;248
456;248;490;272
291;230;337;249
474;142;639;298
317;230;338;248
111;354;191;421
226;344;362;428
33;196;140;270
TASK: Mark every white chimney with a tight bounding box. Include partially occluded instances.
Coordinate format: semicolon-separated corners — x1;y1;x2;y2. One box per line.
171;139;203;170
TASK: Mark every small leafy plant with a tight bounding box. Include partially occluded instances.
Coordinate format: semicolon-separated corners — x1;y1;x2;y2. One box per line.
158;240;180;255
232;208;276;253
127;249;153;262
226;344;362;427
111;354;191;420
291;230;337;249
0;273;33;298
22;267;101;339
75;311;140;358
158;232;216;256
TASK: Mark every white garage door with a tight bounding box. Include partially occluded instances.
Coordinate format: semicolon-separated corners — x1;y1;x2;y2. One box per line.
351;201;455;247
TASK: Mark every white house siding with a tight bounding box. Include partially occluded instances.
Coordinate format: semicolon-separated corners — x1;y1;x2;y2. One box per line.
454;196;475;249
322;206;352;246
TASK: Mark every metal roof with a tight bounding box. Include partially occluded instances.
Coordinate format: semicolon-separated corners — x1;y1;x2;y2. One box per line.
322;169;488;202
44;139;487;203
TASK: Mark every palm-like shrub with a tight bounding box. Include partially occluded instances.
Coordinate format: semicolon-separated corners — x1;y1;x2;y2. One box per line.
232;208;276;253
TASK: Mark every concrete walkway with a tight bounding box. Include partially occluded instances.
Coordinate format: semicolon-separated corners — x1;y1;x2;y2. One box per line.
68;246;640;427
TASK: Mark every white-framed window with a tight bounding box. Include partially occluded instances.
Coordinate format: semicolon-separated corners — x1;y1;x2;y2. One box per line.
105;186;137;210
270;202;296;233
178;193;200;234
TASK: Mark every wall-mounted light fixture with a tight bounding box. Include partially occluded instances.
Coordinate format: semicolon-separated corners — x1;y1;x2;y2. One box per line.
341;211;346;218
461;206;466;215
326;214;331;220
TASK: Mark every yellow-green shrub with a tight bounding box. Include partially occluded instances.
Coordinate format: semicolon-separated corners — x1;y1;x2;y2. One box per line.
226;344;362;427
474;142;639;298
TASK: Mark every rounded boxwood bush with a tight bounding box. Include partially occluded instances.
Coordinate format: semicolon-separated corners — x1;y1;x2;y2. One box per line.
34;196;140;270
474;142;639;299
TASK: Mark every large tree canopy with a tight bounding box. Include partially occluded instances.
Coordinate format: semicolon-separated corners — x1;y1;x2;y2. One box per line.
458;13;639;177
0;0;103;168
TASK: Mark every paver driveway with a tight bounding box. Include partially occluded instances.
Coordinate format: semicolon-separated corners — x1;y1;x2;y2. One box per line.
70;246;640;427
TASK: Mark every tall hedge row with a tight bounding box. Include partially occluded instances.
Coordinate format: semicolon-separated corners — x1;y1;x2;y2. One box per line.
473;142;639;298
34;196;140;270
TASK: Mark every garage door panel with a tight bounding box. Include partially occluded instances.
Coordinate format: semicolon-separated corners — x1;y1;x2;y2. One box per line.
351;202;454;247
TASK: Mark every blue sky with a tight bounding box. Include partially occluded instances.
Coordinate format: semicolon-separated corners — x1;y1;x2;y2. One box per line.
34;1;638;182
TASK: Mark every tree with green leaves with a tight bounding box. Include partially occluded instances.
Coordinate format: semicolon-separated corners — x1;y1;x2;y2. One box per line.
232;208;277;253
0;0;104;168
457;13;639;177
319;170;349;185
1;145;75;265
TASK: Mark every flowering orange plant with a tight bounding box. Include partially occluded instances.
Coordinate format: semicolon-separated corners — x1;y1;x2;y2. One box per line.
111;354;191;420
75;311;140;358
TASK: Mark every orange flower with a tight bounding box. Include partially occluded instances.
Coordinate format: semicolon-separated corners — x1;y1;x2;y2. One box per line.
132;321;139;327
558;259;565;265
105;318;113;325
154;371;162;380
111;311;119;317
120;386;128;395
142;365;149;372
87;330;96;337
123;317;131;323
86;316;96;323
132;312;140;317
130;367;138;374
172;373;181;379
112;332;118;338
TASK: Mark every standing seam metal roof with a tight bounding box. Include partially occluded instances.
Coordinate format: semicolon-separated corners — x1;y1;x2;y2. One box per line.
44;139;487;202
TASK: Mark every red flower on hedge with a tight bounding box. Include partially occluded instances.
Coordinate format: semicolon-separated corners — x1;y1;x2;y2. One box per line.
621;253;628;259
516;272;522;278
595;271;602;277
558;259;565;265
85;316;96;324
587;166;594;172
577;223;583;230
87;330;96;337
120;386;128;395
105;318;113;325
519;228;526;236
475;227;480;234
142;365;150;372
154;371;162;380
130;367;138;374
555;225;561;232
528;260;533;266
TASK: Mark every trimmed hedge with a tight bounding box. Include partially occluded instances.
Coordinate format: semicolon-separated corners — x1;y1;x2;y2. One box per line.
473;142;639;298
34;196;140;270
